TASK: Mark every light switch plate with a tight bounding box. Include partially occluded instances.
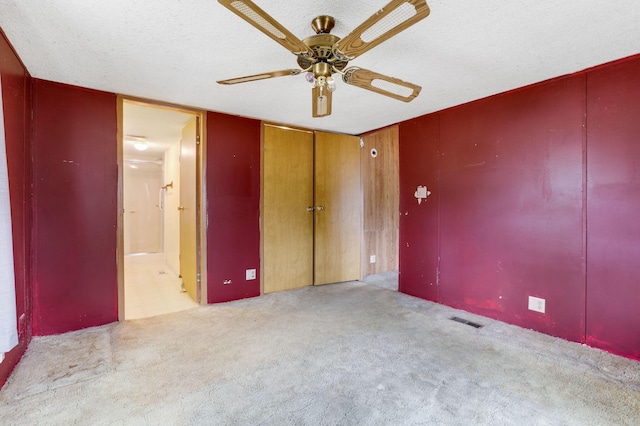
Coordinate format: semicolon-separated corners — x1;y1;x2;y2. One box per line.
370;255;376;264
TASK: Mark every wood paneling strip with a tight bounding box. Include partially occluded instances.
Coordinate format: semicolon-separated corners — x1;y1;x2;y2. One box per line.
360;126;399;276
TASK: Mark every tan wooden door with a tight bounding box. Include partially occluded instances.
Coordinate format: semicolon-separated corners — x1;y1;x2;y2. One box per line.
262;125;315;293
314;131;362;285
180;116;198;301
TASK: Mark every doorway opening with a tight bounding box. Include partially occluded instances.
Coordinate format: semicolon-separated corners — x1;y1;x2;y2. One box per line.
118;99;206;320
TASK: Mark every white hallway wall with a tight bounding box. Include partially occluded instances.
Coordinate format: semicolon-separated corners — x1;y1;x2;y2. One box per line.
123;164;163;254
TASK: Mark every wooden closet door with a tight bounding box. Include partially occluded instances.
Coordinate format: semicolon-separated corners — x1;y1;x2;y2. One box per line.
262;125;314;293
314;131;362;285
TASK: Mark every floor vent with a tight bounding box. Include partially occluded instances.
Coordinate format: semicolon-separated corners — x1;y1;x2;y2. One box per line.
450;316;483;328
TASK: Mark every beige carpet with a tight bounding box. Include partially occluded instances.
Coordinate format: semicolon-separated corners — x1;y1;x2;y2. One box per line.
1;273;639;425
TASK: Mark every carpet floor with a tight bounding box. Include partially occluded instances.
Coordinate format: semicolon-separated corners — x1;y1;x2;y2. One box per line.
1;272;639;425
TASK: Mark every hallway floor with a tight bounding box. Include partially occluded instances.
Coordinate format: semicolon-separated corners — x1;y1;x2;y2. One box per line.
124;254;198;319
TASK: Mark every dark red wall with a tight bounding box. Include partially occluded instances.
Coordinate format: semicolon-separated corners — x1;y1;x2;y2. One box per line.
32;80;118;335
3;34;637;389
0;31;32;388
206;112;261;303
398;114;439;301
28;90;262;334
586;57;640;359
399;55;640;359
438;77;586;342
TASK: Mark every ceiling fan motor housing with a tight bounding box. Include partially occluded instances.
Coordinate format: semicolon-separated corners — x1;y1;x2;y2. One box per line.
297;17;349;75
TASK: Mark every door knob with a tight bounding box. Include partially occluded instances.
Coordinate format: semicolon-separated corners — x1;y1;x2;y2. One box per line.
177;206;185;211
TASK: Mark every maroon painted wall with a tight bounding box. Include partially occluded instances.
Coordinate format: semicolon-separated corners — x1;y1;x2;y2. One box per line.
0;31;32;388
32;80;118;335
206;112;261;303
27;88;262;334
586;57;640;359
398;114;439;302
438;77;586;342
399;55;640;359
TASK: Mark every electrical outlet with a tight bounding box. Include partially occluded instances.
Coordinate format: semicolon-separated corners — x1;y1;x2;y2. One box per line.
370;255;376;264
246;269;256;280
528;296;546;313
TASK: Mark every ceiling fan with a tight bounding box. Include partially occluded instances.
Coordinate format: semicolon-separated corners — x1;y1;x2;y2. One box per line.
216;0;431;117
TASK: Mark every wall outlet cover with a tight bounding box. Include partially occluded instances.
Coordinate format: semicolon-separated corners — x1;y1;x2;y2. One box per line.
246;269;256;280
369;255;376;264
528;296;546;313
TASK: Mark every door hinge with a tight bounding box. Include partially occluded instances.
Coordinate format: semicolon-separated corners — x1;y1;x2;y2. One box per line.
196;272;201;283
359;137;364;148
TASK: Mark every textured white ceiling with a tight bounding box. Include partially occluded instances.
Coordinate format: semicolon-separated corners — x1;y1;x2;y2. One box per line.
1;0;640;134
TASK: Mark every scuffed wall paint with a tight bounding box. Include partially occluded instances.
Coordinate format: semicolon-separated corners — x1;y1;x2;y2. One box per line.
206;112;261;303
399;114;440;302
437;76;586;342
586;57;640;359
32;79;118;335
399;54;640;360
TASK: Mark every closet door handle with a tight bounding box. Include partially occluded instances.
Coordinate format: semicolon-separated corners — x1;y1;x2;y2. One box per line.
177;206;185;211
307;207;315;212
316;205;325;211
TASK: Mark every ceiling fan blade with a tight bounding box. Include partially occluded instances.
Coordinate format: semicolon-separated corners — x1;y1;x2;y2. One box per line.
333;0;430;61
312;85;333;117
342;67;421;102
217;69;302;85
218;0;311;57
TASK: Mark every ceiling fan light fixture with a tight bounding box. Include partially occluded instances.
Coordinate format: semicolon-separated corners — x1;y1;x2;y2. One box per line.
326;77;336;92
216;0;431;117
305;72;315;83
